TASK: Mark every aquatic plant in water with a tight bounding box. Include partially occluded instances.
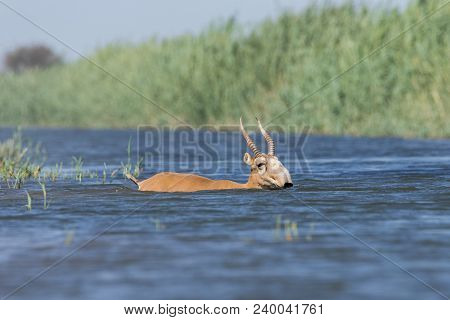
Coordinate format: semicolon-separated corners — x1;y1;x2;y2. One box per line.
0;130;42;189
1;131;141;189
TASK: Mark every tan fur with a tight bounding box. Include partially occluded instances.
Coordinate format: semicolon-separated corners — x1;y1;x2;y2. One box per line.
127;119;293;193
136;172;251;192
128;153;292;193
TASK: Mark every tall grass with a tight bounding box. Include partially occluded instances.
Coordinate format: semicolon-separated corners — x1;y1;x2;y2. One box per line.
0;130;42;188
0;130;135;189
0;1;448;137
0;130;143;189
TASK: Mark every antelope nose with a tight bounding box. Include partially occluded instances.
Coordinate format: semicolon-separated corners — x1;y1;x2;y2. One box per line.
284;182;293;188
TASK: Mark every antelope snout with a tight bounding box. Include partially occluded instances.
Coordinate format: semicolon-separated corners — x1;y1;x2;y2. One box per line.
282;170;293;188
274;169;292;189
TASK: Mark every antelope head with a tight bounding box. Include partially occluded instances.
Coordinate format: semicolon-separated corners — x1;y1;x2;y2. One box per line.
240;118;293;190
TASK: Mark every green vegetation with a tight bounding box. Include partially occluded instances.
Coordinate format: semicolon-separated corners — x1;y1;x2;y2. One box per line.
38;181;49;209
0;130;140;189
273;215;303;242
25;190;32;210
0;130;42;188
0;1;448;137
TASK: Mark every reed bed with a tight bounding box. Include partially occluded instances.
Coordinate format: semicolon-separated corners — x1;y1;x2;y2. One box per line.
0;131;141;189
0;1;448;137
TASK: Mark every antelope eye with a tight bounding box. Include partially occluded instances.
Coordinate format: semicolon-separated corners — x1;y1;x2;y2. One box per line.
257;163;265;169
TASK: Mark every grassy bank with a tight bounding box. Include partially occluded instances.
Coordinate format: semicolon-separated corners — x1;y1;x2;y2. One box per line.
0;1;448;138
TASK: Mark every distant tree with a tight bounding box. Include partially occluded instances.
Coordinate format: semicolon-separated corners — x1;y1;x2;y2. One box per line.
4;44;62;73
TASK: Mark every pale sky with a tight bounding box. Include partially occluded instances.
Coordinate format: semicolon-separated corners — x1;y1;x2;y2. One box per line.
0;0;408;63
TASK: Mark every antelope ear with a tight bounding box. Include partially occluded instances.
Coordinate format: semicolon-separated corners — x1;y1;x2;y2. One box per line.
243;152;253;166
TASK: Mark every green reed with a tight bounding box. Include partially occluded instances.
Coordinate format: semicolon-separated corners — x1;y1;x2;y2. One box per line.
38;182;49;209
0;130;42;189
0;1;448;138
25;190;32;211
120;137;143;177
274;215;314;242
1;130;141;189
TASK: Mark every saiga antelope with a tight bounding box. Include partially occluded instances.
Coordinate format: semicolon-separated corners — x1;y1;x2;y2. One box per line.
126;118;293;192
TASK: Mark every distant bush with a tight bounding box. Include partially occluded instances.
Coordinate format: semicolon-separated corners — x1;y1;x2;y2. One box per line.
4;44;62;73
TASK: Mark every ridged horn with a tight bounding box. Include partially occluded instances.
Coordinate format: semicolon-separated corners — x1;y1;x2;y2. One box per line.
240;117;261;157
256;117;275;155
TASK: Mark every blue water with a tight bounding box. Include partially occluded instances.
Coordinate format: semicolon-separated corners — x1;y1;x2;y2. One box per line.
1;129;449;299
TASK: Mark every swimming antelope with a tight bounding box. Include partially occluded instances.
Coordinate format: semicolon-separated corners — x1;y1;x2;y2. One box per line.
126;118;293;192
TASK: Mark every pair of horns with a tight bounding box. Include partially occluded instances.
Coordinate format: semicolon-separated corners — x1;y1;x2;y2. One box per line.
240;117;275;156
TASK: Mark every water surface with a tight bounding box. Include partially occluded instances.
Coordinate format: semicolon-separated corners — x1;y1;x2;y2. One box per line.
1;129;449;299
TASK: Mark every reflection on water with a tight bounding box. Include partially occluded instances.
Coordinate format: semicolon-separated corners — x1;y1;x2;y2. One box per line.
0;129;449;299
